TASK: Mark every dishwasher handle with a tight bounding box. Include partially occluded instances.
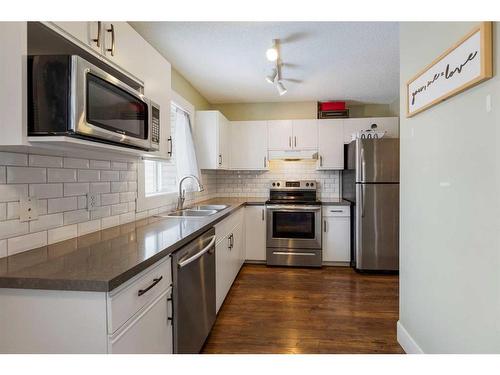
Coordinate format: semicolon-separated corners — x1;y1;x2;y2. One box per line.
177;235;216;268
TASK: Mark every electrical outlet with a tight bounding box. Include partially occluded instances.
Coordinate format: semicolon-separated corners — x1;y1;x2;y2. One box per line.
86;193;100;211
19;196;39;222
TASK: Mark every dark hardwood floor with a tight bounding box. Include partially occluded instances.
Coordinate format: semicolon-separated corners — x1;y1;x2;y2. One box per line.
202;264;403;354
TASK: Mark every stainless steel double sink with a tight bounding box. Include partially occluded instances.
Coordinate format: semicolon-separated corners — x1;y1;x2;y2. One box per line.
156;204;229;218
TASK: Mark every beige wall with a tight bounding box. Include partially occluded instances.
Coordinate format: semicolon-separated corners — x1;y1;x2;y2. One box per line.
171;68;211;110
212;101;398;121
399;22;500;353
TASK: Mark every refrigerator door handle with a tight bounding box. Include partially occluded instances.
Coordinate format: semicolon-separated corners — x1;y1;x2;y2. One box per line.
360;184;365;218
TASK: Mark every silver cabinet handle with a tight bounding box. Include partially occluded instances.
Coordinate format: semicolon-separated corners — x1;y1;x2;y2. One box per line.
178;235;216;268
294;136;297;147
138;276;163;296
324;220;327;233
264;156;267;168
167;136;173;157
320;155;323;167
106;23;115;56
330;209;344;213
91;21;101;48
289;136;291;148
261;208;265;221
219;154;222;166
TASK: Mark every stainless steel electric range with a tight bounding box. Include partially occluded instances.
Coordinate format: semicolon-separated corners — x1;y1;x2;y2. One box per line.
266;180;322;267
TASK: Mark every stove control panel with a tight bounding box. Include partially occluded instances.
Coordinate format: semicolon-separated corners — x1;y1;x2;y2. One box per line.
270;180;317;190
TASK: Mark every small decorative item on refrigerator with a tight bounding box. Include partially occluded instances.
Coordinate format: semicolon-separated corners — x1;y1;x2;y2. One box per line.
351;123;386;141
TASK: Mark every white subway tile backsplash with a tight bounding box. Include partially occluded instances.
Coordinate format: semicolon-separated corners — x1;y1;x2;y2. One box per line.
77;219;101;236
0;166;5;184
119;211;136;224
29;213;64;232
29;155;63;168
111;203;129;215
101;193;120;206
6;202;19;220
90;206;111;220
111;162;128;170
7;167;46;184
64;182;90;197
120;171;137;181
7;231;47;256
0;152;28;166
100;170;120;181
111;181;128;193
90;182;110;194
120;191;136;203
0;203;6;221
0;151;215;256
0;239;6;258
48;197;78;213
101;215;120;229
63;209;89;225
0;184;28;203
64;158;89;169
0;220;29;240
29;183;63;199
89;160;111;169
47;224;78;245
48;168;77;183
78;169;100;182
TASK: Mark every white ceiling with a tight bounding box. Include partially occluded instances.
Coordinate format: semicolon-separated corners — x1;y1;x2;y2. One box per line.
130;22;399;104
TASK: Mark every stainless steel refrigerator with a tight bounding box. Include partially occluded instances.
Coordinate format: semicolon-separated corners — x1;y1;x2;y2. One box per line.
342;138;399;272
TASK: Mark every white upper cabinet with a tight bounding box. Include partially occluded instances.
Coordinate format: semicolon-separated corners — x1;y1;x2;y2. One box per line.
194;111;231;169
268;119;318;150
230;121;268;170
52;22;102;53
343;117;399;144
292;120;318;150
317;119;344;170
267;120;293;150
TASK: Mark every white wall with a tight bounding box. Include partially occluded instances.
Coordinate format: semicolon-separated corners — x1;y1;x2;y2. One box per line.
399;22;500;353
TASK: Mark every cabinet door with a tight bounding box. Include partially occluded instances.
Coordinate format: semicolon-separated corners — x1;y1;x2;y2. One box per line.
231;222;245;277
52;22;102;53
245;206;266;261
230;121;268;170
268;120;293;150
108;288;173;354
292;120;318;150
215;236;232;313
218;114;231;169
323;217;351;262
318;119;344;170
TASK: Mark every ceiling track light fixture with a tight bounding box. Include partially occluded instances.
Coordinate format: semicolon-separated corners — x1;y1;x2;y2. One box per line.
264;39;288;96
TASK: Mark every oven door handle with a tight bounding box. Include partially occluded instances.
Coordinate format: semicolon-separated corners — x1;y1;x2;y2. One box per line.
266;205;321;211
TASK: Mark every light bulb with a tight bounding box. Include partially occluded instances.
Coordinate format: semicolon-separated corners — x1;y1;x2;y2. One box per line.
266;47;278;61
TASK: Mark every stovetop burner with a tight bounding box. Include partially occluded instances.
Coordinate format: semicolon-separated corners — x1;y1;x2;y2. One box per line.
267;180;319;205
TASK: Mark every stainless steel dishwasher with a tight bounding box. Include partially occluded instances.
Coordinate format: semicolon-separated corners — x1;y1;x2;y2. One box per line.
172;228;216;354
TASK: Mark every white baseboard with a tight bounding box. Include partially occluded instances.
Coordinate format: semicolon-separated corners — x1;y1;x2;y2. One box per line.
397;321;424;354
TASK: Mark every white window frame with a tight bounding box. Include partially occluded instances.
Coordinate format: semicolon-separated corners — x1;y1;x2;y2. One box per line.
136;91;196;213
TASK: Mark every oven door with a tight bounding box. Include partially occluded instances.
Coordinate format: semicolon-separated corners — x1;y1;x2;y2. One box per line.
71;56;153;150
266;205;322;249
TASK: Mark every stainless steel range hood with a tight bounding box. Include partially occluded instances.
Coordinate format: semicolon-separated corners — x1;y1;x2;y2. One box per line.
268;150;318;161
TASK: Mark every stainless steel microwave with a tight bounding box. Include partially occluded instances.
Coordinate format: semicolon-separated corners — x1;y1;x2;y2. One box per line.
28;55;160;151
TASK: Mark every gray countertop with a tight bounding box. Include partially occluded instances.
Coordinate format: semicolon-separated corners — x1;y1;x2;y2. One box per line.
0;197;265;293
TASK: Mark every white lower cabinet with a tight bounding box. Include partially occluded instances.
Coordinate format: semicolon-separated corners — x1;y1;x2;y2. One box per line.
322;206;351;263
245;205;266;261
108;287;173;354
0;257;173;353
214;208;245;313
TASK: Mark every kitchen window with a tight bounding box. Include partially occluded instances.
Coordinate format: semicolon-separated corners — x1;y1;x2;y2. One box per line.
137;92;200;211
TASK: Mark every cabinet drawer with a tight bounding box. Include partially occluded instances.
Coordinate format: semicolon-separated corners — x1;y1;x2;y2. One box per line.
107;257;172;334
323;206;350;217
215;207;244;244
